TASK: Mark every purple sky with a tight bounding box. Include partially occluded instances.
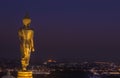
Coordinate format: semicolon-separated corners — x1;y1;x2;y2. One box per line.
0;0;120;62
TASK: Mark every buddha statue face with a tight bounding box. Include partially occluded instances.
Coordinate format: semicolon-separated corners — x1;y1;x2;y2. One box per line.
23;18;31;27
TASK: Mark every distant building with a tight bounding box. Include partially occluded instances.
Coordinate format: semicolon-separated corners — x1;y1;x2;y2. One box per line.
2;71;15;78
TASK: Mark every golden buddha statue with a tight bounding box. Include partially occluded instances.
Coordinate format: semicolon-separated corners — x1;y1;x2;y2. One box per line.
18;14;35;71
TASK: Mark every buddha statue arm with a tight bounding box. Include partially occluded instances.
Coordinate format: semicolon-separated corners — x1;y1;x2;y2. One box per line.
31;31;35;52
18;29;22;42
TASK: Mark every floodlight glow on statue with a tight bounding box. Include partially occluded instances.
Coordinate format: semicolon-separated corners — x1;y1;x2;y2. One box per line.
18;14;35;71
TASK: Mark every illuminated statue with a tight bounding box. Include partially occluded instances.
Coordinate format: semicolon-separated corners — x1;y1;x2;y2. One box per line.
18;14;35;71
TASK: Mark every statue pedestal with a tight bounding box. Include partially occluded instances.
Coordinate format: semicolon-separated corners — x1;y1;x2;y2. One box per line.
17;71;33;78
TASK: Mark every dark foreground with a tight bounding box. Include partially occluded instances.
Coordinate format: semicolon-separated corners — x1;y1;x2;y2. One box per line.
0;71;120;78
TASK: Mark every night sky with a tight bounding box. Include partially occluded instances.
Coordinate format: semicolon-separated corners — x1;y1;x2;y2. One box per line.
0;0;119;63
